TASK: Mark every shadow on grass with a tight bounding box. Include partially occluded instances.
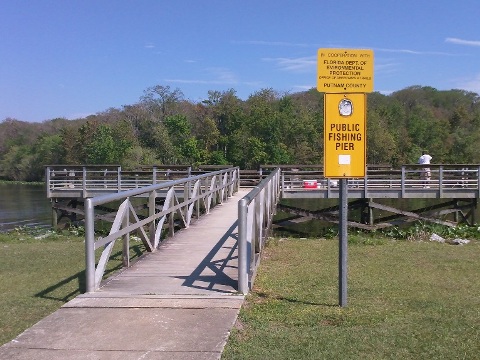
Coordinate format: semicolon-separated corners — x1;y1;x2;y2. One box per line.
34;270;86;302
255;291;338;307
34;245;145;302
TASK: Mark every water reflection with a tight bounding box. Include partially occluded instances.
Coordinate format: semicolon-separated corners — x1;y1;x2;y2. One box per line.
0;183;51;232
273;197;478;237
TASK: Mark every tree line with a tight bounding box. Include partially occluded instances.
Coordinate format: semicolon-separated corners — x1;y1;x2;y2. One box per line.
1;85;479;182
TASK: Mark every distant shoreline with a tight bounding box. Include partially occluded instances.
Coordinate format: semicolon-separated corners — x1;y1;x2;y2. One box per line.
0;180;44;185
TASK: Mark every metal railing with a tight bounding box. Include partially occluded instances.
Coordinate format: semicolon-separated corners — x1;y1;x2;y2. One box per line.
45;165;193;198
278;164;480;199
45;165;263;196
84;167;239;292
238;168;281;294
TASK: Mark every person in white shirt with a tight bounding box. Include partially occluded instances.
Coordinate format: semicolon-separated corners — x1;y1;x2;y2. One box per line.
418;151;432;187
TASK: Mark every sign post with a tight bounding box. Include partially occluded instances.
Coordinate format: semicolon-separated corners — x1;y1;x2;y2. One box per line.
317;48;373;307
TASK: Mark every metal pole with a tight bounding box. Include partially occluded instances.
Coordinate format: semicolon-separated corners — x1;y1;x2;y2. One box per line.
82;167;87;198
149;190;156;245
117;166;121;192
85;198;96;293
46;166;51;198
339;178;348;307
238;199;249;294
122;198;130;267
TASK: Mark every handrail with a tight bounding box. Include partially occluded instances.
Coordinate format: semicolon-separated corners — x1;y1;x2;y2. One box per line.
84;167;239;292
279;164;480;197
238;168;281;294
46;164;480;199
45;165;194;198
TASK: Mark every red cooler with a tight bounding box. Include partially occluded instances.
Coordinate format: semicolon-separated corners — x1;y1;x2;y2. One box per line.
302;180;318;189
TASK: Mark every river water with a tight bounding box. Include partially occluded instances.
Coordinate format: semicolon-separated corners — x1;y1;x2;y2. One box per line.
0;183;475;234
0;183;52;232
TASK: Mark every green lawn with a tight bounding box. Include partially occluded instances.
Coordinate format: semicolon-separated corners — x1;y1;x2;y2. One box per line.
2;228;479;358
223;236;480;359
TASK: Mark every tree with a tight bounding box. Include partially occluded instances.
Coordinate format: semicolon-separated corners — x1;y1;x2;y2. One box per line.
0;145;33;181
84;124;133;165
2;84;480;180
244;137;268;169
30;134;64;179
121;146;158;169
366;112;396;165
140;85;184;121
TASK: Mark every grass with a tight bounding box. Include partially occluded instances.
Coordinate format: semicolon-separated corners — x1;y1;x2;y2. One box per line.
2;225;479;357
0;227;146;346
222;235;480;359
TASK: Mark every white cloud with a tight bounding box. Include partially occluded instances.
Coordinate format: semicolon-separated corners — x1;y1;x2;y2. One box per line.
375;47;455;56
208;67;238;84
378;90;394;95
165;67;238;85
455;73;480;94
263;56;316;72
445;37;480;47
292;85;314;92
234;40;310;47
375;61;399;75
67;112;94;120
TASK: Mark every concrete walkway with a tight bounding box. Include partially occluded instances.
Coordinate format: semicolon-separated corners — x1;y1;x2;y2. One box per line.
0;189;249;360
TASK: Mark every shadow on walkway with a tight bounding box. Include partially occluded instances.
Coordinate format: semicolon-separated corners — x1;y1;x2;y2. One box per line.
176;220;239;293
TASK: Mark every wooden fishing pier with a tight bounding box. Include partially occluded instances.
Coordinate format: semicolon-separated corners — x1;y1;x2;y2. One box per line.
45;164;480;231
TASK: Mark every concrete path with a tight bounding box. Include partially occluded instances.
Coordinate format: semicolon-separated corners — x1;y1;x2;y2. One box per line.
0;189;249;360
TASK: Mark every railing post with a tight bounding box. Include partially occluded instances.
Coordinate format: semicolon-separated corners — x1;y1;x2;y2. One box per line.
122;200;130;267
363;170;368;198
149;189;156;245
229;169;234;197
236;168;240;192
255;190;264;253
85;198;95;293
238;198;249;294
196;180;201;220
439;166;444;198
477;166;480;199
117;166;121;192
82;167;87;198
401;166;406;198
169;190;175;237
46;166;51;198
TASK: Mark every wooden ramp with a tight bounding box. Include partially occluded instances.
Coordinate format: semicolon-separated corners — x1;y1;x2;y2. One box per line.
92;190;249;297
0;189;249;360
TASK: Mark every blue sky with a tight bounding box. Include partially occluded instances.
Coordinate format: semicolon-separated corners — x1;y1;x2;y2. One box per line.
1;0;479;122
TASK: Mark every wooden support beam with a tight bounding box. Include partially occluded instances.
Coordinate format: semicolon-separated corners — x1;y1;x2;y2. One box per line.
277;198;460;232
277;203;378;230
366;201;456;227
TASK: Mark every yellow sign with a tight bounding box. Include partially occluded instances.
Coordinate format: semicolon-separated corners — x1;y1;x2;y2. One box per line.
317;49;374;93
324;93;366;178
